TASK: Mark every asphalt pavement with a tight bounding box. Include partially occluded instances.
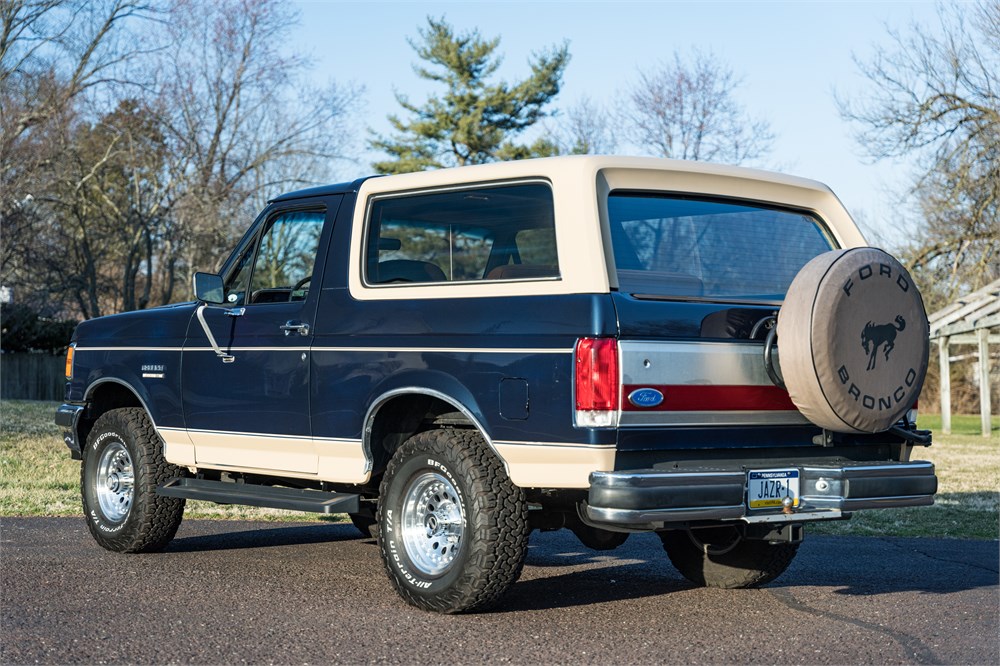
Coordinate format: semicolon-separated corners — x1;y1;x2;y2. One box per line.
1;517;997;665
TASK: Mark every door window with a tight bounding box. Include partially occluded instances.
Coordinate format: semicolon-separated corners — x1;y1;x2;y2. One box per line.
226;210;325;305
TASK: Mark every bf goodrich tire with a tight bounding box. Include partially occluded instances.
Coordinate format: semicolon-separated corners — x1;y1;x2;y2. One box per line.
659;527;798;589
81;408;185;553
376;429;530;613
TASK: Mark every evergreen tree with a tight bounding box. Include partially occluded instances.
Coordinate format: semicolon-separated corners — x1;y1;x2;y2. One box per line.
370;17;569;174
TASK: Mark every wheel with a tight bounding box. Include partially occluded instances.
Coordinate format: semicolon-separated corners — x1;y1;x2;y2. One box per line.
81;408;186;553
376;429;530;613
659;526;798;589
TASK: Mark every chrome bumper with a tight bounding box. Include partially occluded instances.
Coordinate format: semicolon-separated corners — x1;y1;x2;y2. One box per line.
586;461;937;529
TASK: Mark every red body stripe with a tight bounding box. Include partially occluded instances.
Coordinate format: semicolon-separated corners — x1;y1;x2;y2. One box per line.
623;385;797;411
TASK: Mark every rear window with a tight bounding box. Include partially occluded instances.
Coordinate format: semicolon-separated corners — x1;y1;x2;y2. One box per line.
365;182;559;285
607;193;834;301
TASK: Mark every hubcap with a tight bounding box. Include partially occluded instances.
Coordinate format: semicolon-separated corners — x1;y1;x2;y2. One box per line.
400;472;464;576
95;441;134;523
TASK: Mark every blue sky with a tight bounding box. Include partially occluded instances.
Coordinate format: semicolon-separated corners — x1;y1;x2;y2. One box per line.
293;0;947;242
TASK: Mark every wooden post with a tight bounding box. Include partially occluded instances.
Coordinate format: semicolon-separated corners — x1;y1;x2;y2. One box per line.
939;336;951;435
979;327;992;438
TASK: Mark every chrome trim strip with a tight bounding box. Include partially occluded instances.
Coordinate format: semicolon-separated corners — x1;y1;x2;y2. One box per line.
313;347;573;354
75;347;184;352
164;426;361;445
619;411;809;427
802;461;935;477
493;440;616;450
742;510;843;523
587;505;746;523
76;346;572;354
619;340;780;387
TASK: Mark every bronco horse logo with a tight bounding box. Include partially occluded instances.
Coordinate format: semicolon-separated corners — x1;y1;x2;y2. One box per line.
861;315;906;370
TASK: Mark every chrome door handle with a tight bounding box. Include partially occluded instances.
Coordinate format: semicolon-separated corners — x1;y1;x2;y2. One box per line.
224;307;246;317
279;321;310;336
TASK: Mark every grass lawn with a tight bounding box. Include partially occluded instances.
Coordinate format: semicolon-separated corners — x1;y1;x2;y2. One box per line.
2;400;997;539
0;400;336;522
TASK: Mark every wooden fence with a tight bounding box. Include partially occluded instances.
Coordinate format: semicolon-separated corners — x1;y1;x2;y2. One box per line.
1;354;66;401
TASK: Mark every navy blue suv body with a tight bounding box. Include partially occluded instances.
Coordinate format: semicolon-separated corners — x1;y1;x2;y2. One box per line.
57;156;936;613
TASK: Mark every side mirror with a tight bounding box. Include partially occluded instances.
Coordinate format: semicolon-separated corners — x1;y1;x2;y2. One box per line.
193;272;225;304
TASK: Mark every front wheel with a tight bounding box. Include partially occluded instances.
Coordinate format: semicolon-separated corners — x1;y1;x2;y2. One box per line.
376;429;529;613
81;408;185;553
659;526;798;589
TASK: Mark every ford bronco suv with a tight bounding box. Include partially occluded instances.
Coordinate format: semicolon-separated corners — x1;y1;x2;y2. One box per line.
56;156;936;613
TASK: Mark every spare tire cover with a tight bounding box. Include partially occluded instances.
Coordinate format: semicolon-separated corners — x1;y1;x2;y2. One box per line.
777;248;929;434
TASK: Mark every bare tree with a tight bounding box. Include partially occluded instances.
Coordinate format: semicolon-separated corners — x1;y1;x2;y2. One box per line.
1;0;157;316
157;0;360;289
840;1;999;303
621;50;773;164
1;0;360;319
545;96;617;155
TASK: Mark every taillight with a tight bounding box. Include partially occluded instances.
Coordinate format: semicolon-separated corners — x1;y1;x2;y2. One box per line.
64;344;75;379
574;337;619;427
907;399;919;425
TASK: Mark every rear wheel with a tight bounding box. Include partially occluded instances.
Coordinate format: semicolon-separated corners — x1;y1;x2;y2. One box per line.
81;408;185;553
376;429;529;613
659;526;798;589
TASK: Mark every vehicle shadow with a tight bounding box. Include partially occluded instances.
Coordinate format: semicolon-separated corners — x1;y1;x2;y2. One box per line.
501;531;999;610
163;522;998;606
167;522;362;553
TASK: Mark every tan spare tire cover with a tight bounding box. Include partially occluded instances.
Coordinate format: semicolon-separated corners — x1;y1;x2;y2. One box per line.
778;248;929;434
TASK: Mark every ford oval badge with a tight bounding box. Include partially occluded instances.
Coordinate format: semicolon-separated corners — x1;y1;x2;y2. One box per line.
628;388;664;408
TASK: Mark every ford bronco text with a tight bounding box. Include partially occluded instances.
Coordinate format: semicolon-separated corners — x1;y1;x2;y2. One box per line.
57;156;936;613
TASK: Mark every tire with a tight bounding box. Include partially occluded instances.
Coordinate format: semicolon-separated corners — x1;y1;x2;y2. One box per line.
778;248;929;433
81;408;186;553
659;526;798;589
376;429;529;613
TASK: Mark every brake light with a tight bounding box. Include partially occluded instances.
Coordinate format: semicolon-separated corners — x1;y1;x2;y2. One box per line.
575;337;619;427
64;344;75;379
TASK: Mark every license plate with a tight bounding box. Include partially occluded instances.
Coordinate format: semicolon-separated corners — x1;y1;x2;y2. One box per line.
747;469;800;510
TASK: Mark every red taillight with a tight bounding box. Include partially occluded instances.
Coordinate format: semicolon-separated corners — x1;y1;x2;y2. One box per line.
575;337;619;426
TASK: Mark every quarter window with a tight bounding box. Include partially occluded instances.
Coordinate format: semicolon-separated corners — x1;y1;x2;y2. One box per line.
366;183;558;284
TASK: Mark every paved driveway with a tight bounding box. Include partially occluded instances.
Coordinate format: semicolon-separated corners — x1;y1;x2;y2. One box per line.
2;517;996;664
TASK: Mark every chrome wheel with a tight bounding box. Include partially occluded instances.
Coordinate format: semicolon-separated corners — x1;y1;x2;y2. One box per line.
400;472;464;576
95;441;134;523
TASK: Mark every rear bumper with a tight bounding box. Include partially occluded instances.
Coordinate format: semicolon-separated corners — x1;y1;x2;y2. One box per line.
586;460;937;529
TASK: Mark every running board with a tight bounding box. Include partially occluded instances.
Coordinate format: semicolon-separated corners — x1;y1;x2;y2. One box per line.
157;477;360;514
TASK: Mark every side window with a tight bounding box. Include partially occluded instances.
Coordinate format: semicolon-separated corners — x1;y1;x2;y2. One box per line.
365;182;558;284
226;209;325;305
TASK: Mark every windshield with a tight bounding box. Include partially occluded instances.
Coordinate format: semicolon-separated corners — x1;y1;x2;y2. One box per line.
607;193;835;302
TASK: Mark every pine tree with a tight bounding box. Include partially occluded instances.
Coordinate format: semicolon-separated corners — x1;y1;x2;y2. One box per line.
370;17;569;174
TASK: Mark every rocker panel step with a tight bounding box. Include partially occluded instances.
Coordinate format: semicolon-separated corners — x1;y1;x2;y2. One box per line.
157;477;360;514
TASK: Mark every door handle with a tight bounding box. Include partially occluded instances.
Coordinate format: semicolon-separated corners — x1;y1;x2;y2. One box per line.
280;321;310;337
